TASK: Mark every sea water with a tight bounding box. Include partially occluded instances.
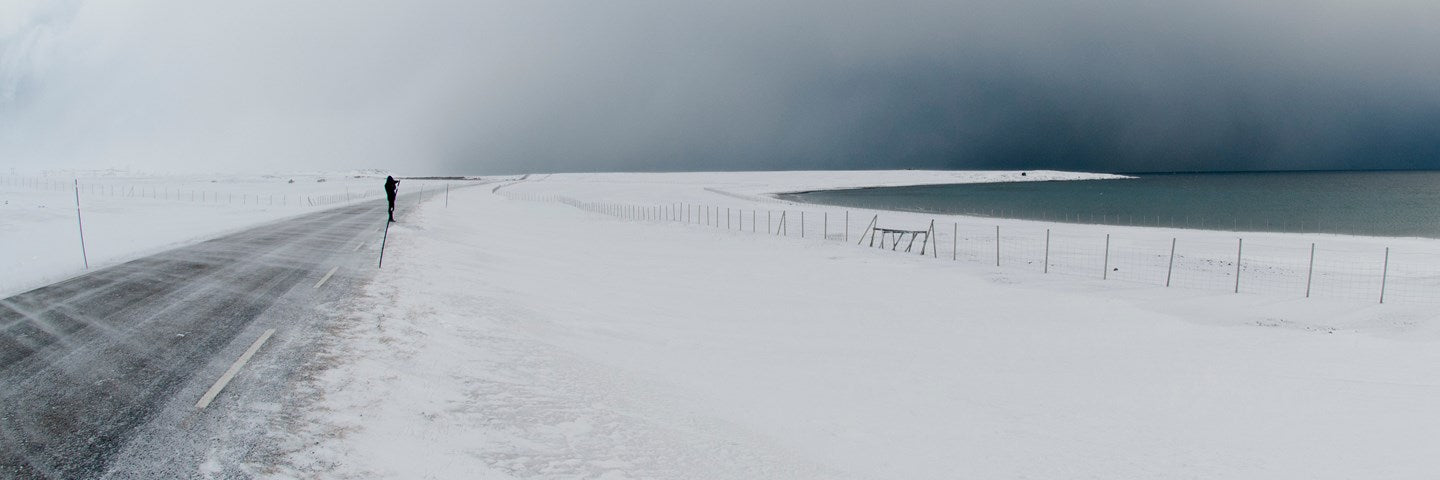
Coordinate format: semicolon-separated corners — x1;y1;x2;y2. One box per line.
778;171;1440;238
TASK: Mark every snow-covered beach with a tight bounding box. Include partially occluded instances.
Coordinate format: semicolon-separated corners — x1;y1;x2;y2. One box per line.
249;170;1440;479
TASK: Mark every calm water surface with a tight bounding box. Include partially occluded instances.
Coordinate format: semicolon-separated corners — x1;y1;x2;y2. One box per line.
778;171;1440;238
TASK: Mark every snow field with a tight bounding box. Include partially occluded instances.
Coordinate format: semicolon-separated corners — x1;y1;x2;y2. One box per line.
282;172;1440;479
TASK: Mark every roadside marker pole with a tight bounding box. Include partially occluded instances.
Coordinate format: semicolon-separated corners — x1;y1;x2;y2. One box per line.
379;220;391;268
73;180;89;269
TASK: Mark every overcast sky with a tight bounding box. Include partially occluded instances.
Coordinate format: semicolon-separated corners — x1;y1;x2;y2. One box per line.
2;0;1438;174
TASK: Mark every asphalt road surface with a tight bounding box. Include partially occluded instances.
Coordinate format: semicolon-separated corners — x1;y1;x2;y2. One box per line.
0;191;424;478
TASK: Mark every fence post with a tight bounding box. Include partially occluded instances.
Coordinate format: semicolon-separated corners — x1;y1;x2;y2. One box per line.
752;210;756;232
845;211;849;242
1102;234;1110;279
1234;238;1243;293
927;220;937;258
1305;243;1315;298
73;180;89;269
445;183;450;207
952;223;958;261
995;225;1001;267
824;212;828;240
1166;238;1176;286
801;212;805;238
1044;228;1051;273
728;208;732;229
1380;247;1389;304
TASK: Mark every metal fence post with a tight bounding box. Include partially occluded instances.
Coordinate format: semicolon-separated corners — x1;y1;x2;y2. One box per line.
1102;234;1110;279
1234;238;1243;293
1044;228;1050;273
995;225;1001;266
1306;243;1315;298
1380;247;1389;304
1166;238;1176;286
952;223;958;261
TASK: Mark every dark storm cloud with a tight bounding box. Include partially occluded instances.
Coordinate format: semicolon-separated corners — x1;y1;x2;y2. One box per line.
2;0;1438;173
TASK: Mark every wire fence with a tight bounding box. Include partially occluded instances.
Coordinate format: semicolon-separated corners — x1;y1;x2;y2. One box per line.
505;191;1440;305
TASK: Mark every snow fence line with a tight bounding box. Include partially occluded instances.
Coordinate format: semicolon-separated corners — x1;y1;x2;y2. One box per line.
502;191;1440;305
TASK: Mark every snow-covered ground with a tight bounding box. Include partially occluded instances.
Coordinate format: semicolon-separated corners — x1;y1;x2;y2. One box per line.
0;173;463;296
271;171;1440;479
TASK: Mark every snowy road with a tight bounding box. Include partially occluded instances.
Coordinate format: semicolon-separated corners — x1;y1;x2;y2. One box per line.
0;193;412;478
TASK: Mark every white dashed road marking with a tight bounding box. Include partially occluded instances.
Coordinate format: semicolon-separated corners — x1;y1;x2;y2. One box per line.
195;328;276;410
313;266;339;289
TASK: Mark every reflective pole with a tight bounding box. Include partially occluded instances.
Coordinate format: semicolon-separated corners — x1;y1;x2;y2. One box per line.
74;179;89;269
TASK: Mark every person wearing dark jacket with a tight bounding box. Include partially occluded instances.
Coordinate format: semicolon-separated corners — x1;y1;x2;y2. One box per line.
384;176;400;222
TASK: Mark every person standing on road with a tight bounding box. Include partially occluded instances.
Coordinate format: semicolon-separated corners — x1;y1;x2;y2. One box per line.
385;176;400;222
